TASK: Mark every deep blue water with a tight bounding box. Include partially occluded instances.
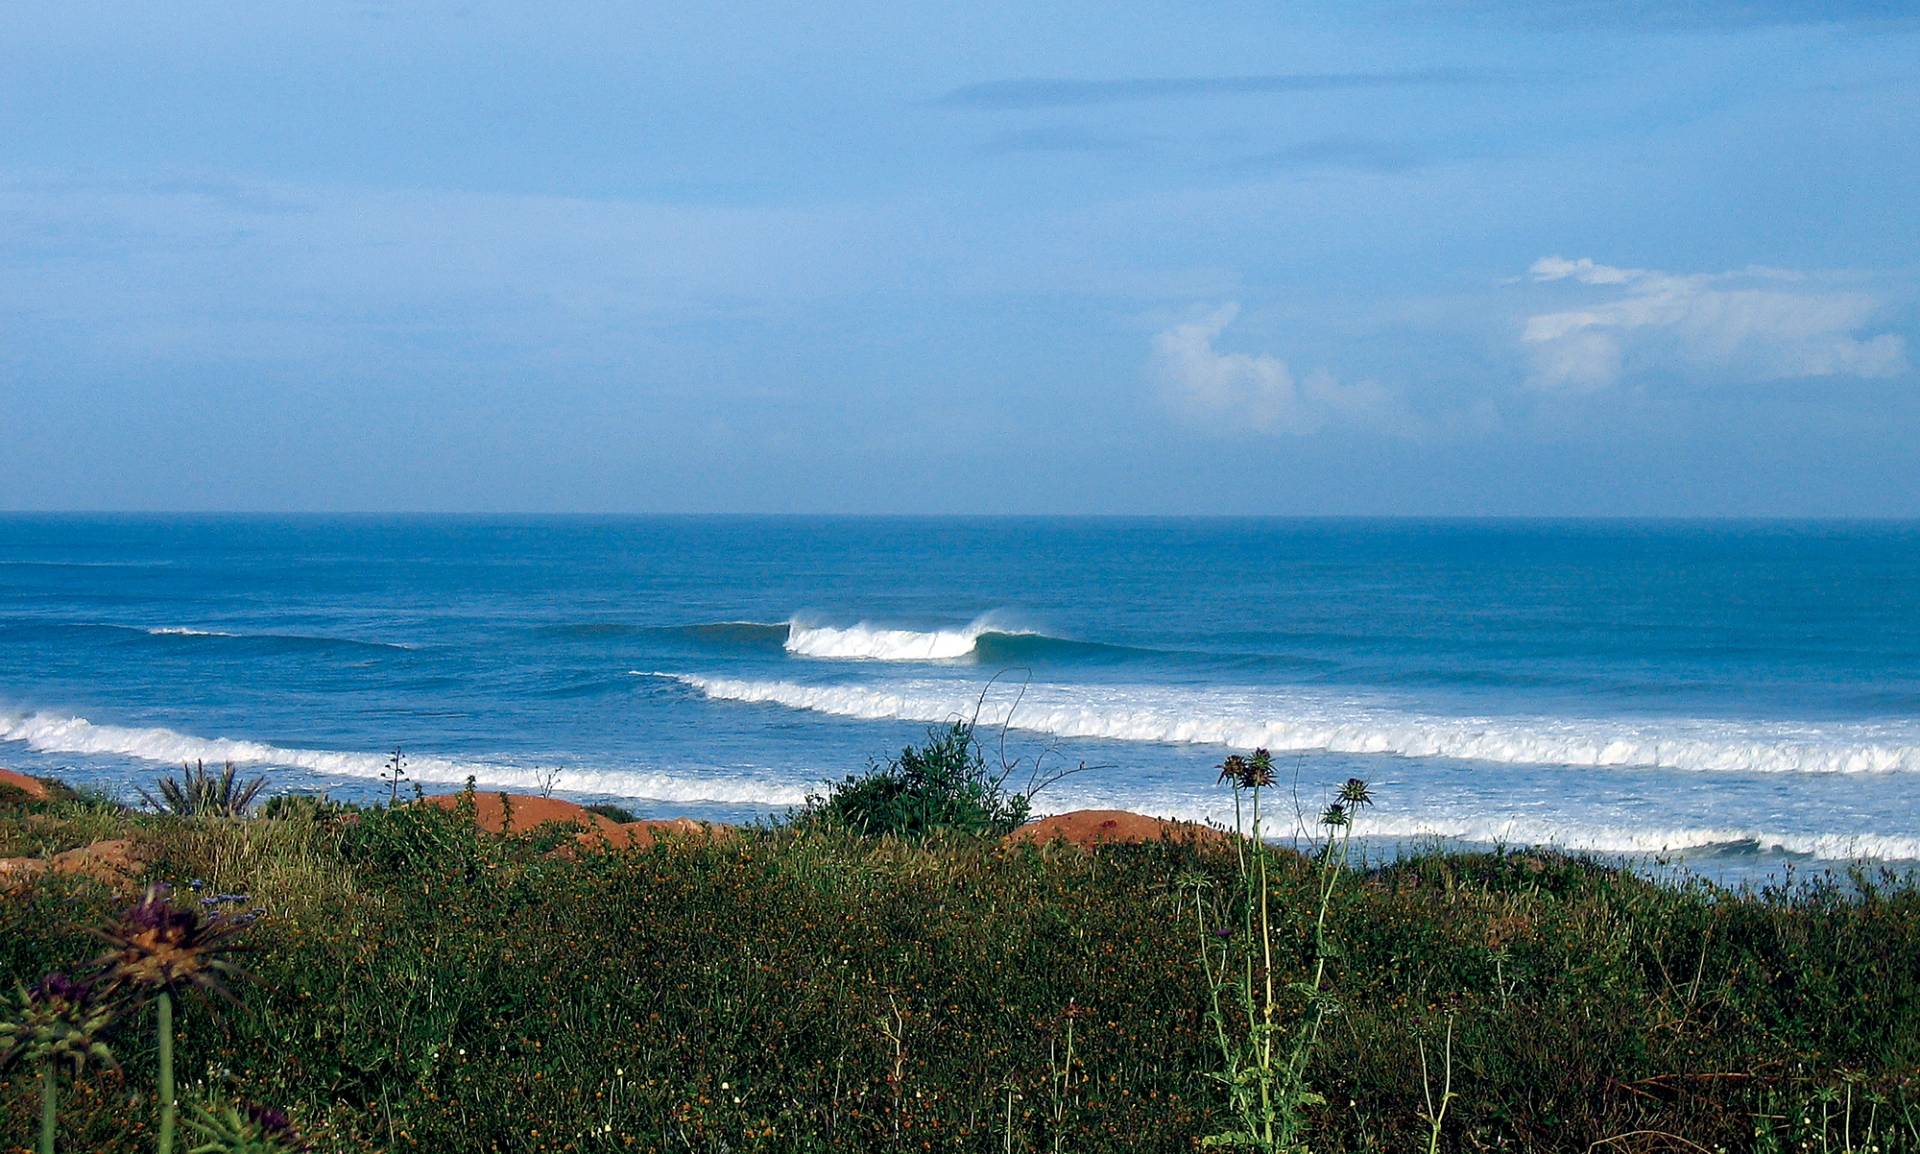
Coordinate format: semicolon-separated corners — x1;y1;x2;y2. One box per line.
3;515;1917;881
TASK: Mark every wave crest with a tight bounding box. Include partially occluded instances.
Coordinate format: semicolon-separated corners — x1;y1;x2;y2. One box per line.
783;616;1031;661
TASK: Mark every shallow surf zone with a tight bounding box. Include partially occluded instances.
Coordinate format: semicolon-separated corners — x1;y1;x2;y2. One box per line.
1090;799;1920;863
648;672;1920;776
0;709;809;807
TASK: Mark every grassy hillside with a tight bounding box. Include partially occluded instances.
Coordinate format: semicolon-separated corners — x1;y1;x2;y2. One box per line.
2;783;1917;1153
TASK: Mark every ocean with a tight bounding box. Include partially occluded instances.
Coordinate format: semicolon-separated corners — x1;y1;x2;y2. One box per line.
2;515;1916;881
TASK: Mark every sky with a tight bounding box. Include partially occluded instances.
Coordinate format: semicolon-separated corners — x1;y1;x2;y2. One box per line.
1;1;1916;515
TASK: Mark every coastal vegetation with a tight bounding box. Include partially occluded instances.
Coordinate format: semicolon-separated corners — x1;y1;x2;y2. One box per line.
2;755;1918;1153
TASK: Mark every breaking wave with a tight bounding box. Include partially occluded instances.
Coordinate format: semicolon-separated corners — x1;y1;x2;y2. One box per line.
648;673;1920;776
783;616;1031;660
0;710;806;807
656;616;1151;663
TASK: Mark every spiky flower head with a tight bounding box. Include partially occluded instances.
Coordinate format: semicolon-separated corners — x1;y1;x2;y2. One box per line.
0;971;120;1077
94;883;250;1001
185;1100;311;1153
1320;802;1350;829
1217;749;1277;790
1337;778;1374;809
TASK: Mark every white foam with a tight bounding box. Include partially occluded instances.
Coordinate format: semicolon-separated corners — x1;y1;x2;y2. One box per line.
146;627;240;637
652;673;1920;776
1052;796;1920;861
0;710;807;807
783;615;1026;661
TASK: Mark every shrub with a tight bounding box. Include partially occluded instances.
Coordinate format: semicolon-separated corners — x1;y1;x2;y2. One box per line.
583;802;638;824
800;720;1032;838
138;762;266;819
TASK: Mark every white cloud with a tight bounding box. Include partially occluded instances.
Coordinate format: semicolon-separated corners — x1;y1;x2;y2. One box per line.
1149;304;1409;435
1521;256;1907;392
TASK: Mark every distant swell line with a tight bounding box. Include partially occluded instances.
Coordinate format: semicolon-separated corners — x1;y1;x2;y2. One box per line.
0;710;806;807
648;673;1920;776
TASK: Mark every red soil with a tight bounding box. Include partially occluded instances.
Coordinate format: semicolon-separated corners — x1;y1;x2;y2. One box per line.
419;792;733;854
419;792;623;836
1004;809;1232;849
0;768;50;799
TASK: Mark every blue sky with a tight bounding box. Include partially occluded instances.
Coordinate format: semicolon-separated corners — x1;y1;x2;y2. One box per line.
2;1;1916;514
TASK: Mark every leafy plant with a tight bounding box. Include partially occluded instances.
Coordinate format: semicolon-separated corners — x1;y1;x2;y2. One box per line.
584;802;639;824
138;762;267;819
1188;751;1373;1153
801;720;1034;838
257;793;344;822
0;973;121;1154
380;749;408;806
183;1100;310;1153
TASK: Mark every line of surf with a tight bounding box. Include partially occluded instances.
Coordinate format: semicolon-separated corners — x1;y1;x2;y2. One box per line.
647;673;1920;776
0;709;806;807
1053;797;1920;862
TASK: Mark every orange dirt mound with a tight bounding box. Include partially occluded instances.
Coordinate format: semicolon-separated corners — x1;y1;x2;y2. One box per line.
1;838;150;894
1004;809;1231;849
0;768;50;800
419;792;621;837
419;793;735;855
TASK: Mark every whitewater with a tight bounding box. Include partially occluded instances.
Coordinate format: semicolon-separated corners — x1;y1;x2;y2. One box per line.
650;673;1920;776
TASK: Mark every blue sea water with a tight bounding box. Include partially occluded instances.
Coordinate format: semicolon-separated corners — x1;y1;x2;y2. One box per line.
2;515;1917;882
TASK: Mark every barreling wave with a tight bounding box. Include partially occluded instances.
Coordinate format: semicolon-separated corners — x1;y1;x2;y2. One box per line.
0;710;807;807
649;673;1920;776
782;616;1029;661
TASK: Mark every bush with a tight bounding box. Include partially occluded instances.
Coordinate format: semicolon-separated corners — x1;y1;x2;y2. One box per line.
138;761;267;819
800;720;1032;838
584;802;638;824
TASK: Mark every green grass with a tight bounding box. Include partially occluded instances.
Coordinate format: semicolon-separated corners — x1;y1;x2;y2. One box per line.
2;791;1918;1153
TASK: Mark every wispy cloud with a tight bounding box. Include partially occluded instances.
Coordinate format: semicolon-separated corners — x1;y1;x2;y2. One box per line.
1226;136;1425;175
1520;257;1908;392
1149;304;1414;436
934;68;1514;110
